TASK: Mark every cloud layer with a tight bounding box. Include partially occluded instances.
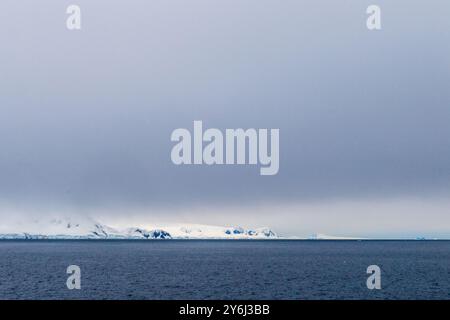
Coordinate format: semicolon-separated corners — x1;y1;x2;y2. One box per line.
0;1;449;236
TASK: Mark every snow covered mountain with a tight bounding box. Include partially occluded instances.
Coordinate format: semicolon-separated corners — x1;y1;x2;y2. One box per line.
163;224;277;239
308;233;363;240
0;217;277;240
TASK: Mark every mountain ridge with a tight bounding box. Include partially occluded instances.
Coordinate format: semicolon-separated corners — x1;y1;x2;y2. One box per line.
0;217;277;240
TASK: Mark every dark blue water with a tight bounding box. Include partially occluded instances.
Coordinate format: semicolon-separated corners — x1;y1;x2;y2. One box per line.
0;240;449;300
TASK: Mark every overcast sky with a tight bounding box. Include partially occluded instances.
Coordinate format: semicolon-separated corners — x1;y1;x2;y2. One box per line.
0;1;449;237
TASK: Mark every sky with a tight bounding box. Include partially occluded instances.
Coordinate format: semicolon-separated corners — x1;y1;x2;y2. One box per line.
0;1;449;238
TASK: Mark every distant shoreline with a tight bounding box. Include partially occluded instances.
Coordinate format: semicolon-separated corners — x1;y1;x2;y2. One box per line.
0;238;448;241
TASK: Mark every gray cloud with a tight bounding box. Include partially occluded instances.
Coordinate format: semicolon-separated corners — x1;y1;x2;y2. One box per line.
0;1;449;235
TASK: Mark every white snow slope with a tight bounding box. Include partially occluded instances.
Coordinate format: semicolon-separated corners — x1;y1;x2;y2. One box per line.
308;233;363;240
0;217;277;240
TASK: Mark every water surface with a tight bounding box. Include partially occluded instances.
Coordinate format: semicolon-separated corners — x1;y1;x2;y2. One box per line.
0;240;448;300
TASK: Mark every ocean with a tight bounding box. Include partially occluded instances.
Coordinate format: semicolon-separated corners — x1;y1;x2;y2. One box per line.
0;240;449;300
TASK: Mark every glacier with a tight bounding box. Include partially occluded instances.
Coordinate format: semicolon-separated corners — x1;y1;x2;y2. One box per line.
0;217;277;240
